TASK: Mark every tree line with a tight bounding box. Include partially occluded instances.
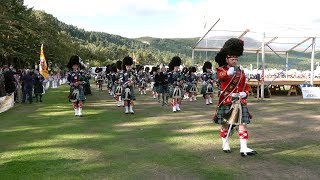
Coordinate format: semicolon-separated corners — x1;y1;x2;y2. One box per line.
0;0;197;71
1;0;319;71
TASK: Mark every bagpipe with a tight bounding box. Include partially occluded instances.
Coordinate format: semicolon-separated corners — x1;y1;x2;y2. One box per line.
222;93;243;145
222;94;242;125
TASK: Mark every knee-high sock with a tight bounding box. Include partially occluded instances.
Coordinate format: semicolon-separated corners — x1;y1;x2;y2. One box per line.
73;103;78;115
220;129;230;150
239;130;256;155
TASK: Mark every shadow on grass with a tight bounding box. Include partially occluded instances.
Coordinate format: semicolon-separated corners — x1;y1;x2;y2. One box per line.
0;159;82;178
1;85;320;179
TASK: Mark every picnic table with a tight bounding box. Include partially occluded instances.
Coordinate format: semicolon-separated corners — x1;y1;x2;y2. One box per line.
248;78;320;97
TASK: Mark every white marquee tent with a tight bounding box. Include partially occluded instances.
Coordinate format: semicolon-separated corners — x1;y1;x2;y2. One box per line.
192;18;320;98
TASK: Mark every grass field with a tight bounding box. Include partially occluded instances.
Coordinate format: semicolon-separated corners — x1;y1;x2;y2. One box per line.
0;84;319;179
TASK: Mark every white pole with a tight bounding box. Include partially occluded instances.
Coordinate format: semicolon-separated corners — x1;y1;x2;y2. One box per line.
286;52;289;79
205;39;208;61
310;37;316;85
192;50;195;65
255;53;260;100
256;53;259;71
261;33;266;99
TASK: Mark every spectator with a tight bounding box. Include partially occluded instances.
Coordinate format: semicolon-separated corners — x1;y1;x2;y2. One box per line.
0;68;6;97
21;70;34;104
13;70;22;103
33;69;45;102
3;65;16;95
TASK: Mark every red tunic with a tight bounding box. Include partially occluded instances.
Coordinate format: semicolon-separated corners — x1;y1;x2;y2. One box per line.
217;66;249;106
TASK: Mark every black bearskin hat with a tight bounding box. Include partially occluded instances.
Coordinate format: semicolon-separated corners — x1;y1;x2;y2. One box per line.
136;65;144;72
151;66;159;73
95;67;103;73
189;66;197;73
110;63;117;72
170;56;182;67
105;64;111;74
215;38;244;67
123;56;133;66
115;60;122;70
145;66;150;73
67;55;84;69
202;61;212;73
168;62;174;71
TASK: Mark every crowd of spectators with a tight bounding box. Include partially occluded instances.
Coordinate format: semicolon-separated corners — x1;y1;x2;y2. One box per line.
0;65;67;104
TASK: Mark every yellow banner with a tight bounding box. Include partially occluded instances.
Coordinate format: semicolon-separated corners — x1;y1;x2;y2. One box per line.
133;52;139;64
39;44;49;79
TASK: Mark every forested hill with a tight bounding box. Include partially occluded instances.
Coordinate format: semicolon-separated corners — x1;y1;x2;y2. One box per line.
136;37;198;56
1;0;319;70
1;0;200;69
57;23;201;66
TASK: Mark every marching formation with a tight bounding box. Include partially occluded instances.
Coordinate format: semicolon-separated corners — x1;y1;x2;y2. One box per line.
66;38;257;156
66;55;220;115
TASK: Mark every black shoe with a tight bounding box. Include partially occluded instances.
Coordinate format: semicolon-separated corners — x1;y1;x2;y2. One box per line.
223;150;231;153
241;151;257;156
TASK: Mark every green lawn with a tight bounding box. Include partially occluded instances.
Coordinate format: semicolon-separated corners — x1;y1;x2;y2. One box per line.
0;85;319;179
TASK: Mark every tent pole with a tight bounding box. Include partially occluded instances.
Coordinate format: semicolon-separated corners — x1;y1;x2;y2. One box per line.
310;37;316;85
192;50;195;66
286;52;289;79
256;52;259;71
206;39;208;61
261;33;266;99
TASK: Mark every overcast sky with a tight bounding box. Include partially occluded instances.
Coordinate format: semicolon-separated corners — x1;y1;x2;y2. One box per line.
24;0;320;39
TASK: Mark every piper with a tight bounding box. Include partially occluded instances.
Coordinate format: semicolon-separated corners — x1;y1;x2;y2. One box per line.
213;38;257;156
67;55;86;117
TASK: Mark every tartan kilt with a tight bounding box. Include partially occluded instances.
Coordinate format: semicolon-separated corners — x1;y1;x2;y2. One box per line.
115;85;123;96
121;86;135;100
182;84;188;92
201;85;213;95
157;85;169;94
172;86;183;98
186;84;197;93
155;85;161;93
169;84;174;97
169;85;183;98
69;86;86;102
152;85;157;92
97;80;103;85
78;88;86;101
153;85;161;93
139;82;147;89
213;104;251;124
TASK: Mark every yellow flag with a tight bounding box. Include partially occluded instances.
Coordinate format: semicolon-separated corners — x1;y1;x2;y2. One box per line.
39;44;49;79
133;52;139;64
